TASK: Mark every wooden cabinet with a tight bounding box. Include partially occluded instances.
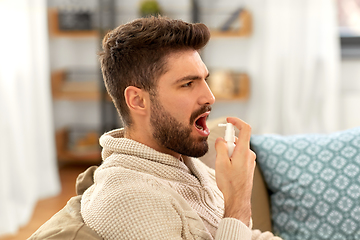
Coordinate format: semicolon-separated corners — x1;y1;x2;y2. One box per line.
48;8;103;164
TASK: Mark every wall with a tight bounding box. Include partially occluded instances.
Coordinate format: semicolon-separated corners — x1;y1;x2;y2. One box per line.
340;59;360;130
48;0;360;134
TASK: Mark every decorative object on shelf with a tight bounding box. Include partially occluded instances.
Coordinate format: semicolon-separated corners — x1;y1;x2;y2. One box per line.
48;8;98;37
58;9;94;31
56;128;101;163
208;70;250;100
220;7;243;31
211;8;252;37
139;0;162;17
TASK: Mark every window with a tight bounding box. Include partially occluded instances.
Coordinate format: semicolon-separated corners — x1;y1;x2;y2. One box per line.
337;0;360;57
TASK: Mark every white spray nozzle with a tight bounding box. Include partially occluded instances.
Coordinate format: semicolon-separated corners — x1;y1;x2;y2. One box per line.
218;123;236;156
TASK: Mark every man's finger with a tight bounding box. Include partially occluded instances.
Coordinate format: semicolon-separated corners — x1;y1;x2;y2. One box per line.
215;137;230;160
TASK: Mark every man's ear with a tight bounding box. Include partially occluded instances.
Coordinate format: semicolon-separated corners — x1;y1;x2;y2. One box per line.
124;86;148;115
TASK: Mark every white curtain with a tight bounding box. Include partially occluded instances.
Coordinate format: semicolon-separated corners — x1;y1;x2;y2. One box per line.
247;0;341;135
0;0;61;236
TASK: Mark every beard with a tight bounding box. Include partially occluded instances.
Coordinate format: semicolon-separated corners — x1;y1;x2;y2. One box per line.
150;97;210;158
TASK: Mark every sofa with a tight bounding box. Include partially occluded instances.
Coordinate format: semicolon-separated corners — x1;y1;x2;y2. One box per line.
29;117;360;240
201;118;360;240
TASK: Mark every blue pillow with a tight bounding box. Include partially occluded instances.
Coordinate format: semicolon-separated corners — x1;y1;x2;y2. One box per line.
251;127;360;240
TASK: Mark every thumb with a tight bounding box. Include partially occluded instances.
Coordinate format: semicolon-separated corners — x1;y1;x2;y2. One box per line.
215;137;229;160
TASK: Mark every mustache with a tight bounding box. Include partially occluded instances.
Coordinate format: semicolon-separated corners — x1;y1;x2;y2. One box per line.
189;105;212;124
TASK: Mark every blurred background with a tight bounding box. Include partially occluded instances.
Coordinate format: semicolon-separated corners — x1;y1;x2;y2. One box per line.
0;0;360;238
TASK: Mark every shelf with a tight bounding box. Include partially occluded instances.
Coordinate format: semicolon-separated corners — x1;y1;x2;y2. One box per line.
209;72;250;100
210;9;252;38
48;8;98;37
51;70;110;101
55;128;101;164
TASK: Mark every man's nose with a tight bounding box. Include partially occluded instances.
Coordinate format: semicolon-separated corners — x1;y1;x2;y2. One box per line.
199;80;215;106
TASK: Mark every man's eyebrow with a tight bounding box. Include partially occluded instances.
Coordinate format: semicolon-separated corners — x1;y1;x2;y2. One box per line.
175;73;210;83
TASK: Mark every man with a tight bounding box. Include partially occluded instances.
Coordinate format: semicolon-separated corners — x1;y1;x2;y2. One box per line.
79;16;281;239
30;16;281;240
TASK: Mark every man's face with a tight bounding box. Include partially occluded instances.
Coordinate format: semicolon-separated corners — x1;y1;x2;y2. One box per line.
149;50;215;158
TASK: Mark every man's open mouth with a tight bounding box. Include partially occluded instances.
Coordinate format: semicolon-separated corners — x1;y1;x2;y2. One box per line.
195;115;207;130
193;111;211;136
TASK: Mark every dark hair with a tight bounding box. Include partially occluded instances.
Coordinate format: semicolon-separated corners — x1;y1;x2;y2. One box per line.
99;16;210;127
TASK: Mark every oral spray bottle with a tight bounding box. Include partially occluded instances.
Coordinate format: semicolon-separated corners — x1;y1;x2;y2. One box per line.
218;123;236;157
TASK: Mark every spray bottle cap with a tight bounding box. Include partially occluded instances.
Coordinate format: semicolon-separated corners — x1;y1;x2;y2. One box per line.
218;123;235;143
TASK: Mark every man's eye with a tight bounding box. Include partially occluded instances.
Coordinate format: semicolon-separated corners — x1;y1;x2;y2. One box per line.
182;81;193;87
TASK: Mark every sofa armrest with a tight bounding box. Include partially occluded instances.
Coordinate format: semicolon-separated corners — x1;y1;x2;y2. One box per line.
28;195;102;240
252;165;272;232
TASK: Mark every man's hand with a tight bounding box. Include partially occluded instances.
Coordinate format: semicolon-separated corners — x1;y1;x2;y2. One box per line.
215;117;256;227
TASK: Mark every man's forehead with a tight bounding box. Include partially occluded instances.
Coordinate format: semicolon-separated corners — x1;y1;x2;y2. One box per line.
162;50;207;76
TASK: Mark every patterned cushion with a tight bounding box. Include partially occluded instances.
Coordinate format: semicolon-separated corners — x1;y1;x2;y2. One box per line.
251;127;360;240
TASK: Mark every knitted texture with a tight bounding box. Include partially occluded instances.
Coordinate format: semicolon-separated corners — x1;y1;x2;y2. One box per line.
81;129;281;240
